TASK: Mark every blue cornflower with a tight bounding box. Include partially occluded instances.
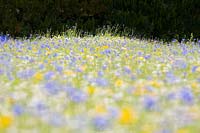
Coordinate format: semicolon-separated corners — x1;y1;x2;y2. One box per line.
108;107;119;118
179;87;194;104
65;87;87;103
144;54;151;60
101;49;111;55
98;71;104;77
95;78;109;87
182;48;188;55
44;81;61;95
13;104;24;116
55;65;63;73
124;66;131;74
92;116;109;130
69;89;87;103
165;72;178;83
0;35;8;43
6;72;14;81
143;96;157;110
173;60;187;69
102;64;107;70
172;39;177;43
137;51;143;56
0;69;4;75
166;92;177;100
53;53;58;57
17;69;35;79
192;66;198;73
35;102;47;112
39;64;44;70
44;71;55;80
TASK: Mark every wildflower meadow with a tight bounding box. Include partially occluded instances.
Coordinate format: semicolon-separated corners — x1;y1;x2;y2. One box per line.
0;35;200;133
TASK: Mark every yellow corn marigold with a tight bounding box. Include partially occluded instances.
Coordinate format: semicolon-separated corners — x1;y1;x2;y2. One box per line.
115;79;123;87
176;128;190;133
95;104;107;114
34;72;43;81
87;86;95;95
118;107;137;124
0;115;13;129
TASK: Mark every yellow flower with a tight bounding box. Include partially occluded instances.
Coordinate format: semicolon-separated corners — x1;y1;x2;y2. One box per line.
149;80;162;88
95;47;100;51
196;67;200;72
32;47;37;53
87;86;95;95
0;115;13;129
34;72;43;81
191;82;198;89
154;48;162;56
155;51;162;56
7;97;15;105
119;107;137;124
115;79;123;87
64;70;75;76
176;128;190;133
80;65;87;72
102;45;109;50
137;57;146;62
45;50;51;55
83;48;88;52
95;105;107;114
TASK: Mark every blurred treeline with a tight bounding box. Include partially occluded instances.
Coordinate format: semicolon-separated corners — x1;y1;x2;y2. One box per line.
0;0;199;40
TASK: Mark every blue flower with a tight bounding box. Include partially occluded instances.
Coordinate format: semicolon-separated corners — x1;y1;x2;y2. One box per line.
192;66;198;73
165;72;178;83
17;69;35;79
98;71;104;77
6;72;14;81
143;96;157;110
92;116;109;130
182;48;188;55
35;102;47;112
95;78;109;87
101;49;112;55
39;64;44;70
166;92;176;100
102;64;107;70
44;71;55;80
172;60;187;69
0;35;8;43
69;89;87;103
65;87;87;103
0;69;4;75
13;104;24;116
144;54;151;60
179;87;194;104
108;107;119;118
44;81;61;95
55;65;63;73
124;66;131;74
53;53;58;57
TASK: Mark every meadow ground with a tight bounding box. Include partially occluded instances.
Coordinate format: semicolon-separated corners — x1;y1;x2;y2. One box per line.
0;35;200;133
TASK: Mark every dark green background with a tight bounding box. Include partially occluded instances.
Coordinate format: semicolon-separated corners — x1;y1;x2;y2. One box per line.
0;0;199;40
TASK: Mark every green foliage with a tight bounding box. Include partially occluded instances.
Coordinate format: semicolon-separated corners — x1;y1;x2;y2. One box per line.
0;0;199;40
